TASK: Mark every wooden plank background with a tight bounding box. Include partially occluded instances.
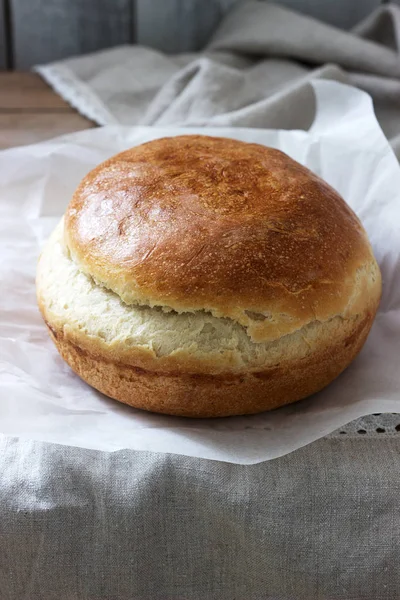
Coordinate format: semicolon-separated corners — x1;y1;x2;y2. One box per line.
0;0;7;69
0;0;386;69
8;0;134;69
135;0;238;53
0;72;94;148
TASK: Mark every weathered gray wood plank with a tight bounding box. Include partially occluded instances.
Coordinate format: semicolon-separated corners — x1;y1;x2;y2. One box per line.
10;0;134;69
136;0;384;55
135;0;238;53
0;0;7;69
6;0;387;69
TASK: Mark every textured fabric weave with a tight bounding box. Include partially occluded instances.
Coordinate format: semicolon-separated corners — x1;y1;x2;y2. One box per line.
1;435;400;599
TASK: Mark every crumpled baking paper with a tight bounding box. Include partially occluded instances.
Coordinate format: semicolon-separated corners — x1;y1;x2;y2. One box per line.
0;80;399;464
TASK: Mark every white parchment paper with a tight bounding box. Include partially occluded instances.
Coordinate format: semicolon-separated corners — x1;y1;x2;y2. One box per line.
1;81;399;464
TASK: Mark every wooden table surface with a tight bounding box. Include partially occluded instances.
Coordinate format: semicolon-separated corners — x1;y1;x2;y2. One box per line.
0;72;95;149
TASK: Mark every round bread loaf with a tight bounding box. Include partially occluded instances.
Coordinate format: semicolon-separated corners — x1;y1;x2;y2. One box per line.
36;135;381;417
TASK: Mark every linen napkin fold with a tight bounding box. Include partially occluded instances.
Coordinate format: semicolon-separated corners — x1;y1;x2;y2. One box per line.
36;2;400;155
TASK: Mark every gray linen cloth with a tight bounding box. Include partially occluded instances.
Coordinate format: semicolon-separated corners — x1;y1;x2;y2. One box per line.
2;3;400;599
38;1;400;155
2;435;400;600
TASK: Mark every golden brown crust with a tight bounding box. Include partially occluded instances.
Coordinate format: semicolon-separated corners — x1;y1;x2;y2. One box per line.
64;135;374;342
44;308;375;418
38;135;382;417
